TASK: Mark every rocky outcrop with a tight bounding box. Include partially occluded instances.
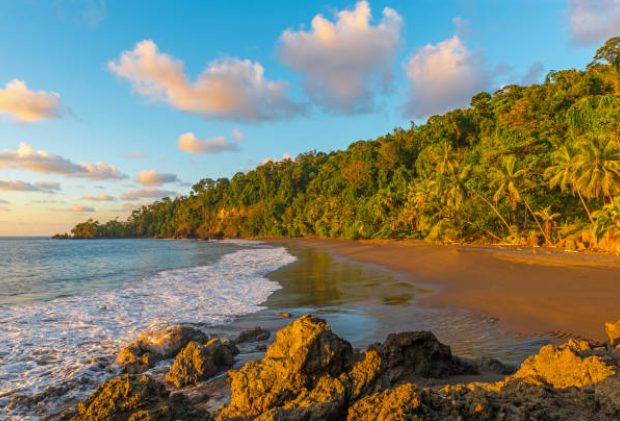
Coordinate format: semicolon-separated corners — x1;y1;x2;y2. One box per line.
165;339;239;388
217;315;620;421
509;338;617;388
234;326;270;344
220;315;353;419
64;374;211;421
117;325;208;374
62;315;620;421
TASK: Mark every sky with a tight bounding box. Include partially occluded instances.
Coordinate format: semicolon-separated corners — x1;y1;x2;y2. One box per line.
0;0;617;235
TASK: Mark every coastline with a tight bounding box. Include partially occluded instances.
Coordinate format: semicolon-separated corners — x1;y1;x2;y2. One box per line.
265;238;620;341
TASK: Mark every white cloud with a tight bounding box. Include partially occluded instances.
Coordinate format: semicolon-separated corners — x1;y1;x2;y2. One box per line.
69;205;96;213
121;188;176;201
567;0;620;45
0;79;64;123
177;132;240;154
278;1;401;113
81;193;114;201
0;179;60;193
404;35;489;119
136;169;177;186
232;128;245;142
0;142;126;180
109;40;301;121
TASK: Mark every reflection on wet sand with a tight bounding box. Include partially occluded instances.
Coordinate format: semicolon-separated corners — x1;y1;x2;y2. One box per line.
222;245;552;365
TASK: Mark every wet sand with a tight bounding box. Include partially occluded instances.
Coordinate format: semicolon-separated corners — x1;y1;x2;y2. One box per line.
219;244;551;365
266;238;620;342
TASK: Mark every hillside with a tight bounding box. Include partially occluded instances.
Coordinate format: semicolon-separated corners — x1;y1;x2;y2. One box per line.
66;37;620;252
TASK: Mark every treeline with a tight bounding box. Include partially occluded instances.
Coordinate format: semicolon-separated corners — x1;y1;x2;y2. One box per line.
64;38;620;252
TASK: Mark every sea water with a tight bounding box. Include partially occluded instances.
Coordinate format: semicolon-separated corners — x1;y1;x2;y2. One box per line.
0;237;296;420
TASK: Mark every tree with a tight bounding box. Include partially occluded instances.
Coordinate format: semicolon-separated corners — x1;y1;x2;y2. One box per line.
575;134;620;202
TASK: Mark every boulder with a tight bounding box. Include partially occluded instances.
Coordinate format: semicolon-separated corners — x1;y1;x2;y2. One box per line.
605;318;620;347
65;374;211;421
117;325;208;374
165;339;239;388
234;326;270;344
509;339;617;388
368;331;474;381
220;315;353;419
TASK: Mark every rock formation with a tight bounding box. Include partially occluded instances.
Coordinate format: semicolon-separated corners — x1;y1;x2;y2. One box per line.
234;326;270;344
116;325;208;374
165;339;239;388
63;374;211;421
60;315;620;421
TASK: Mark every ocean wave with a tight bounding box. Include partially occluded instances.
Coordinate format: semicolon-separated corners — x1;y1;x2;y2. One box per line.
0;244;296;420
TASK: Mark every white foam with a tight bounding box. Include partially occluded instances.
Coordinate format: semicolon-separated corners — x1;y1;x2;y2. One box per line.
0;244;295;420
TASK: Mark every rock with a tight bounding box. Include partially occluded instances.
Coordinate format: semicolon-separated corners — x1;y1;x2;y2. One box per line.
368;331;473;381
605;318;620;347
234;326;270;344
220;315;352;419
276;312;292;318
116;325;208;374
510;339;617;388
64;374;211;421
165;339;239;388
347;383;421;421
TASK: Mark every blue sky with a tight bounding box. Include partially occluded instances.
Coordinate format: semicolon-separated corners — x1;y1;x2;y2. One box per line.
0;0;615;235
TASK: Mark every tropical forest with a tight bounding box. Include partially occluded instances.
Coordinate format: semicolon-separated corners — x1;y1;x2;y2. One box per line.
67;37;620;253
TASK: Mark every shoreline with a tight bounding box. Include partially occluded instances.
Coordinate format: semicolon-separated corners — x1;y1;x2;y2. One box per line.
265;238;620;341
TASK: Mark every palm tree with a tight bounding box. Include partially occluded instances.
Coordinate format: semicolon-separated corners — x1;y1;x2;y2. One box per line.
534;206;561;243
544;142;594;223
575;134;620;203
592;197;620;242
489;155;551;244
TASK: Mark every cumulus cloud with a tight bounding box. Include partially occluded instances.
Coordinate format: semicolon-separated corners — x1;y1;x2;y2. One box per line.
232;128;245;142
69;205;96;212
0;179;60;193
81;193;114;201
121;188;176;201
567;0;620;45
177;132;240;154
109;40;301;121
404;35;490;119
0;79;65;123
0;142;126;180
278;1;402;113
135;169;178;186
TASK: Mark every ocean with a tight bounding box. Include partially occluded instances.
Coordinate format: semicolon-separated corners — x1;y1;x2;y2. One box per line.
0;237;551;420
0;237;295;420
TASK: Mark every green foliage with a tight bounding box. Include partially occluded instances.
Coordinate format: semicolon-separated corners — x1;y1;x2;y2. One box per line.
66;38;620;248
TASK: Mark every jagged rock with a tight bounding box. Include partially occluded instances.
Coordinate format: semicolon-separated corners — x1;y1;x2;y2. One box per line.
510;338;617;388
220;315;353;419
234;326;270;344
368;331;475;381
64;374;211;421
117;325;208;374
165;339;239;388
605;317;620;347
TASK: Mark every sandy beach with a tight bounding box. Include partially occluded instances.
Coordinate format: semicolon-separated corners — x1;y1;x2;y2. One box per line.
266;238;620;341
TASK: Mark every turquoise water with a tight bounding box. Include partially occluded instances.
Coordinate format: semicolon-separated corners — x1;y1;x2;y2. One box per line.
0;237;242;306
0;238;296;420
